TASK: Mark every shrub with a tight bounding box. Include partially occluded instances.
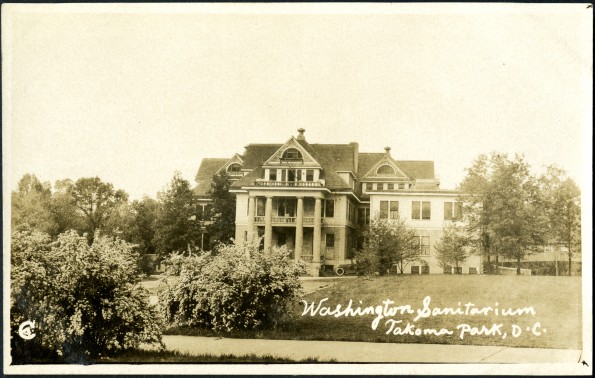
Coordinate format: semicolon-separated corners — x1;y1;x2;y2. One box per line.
160;241;305;332
11;229;163;363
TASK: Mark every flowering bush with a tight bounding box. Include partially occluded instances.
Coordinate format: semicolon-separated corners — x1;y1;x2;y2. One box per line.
11;229;163;363
160;241;305;332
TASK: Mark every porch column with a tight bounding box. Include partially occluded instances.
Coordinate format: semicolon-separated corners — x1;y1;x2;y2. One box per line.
295;196;304;261
264;196;273;254
247;195;256;243
313;198;322;276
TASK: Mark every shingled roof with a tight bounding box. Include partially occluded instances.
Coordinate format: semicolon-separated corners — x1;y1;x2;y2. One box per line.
195;134;437;196
356;153;434;180
229;141;354;191
194;158;228;196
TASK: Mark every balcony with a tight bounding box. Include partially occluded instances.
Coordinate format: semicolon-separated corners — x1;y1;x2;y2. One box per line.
254;216;317;225
254;180;324;188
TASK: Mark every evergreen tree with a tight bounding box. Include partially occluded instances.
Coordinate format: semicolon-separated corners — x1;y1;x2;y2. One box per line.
154;172;201;257
207;171;236;246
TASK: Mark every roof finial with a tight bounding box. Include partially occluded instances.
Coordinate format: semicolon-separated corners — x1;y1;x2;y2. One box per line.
297;128;306;141
384;146;391;156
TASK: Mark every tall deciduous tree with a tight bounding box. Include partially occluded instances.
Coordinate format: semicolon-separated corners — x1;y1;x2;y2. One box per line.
67;177;128;242
362;216;419;275
459;153;546;275
11;174;54;234
539;166;581;275
47;179;85;238
154;172;202;257
434;224;471;273
207;171;236;246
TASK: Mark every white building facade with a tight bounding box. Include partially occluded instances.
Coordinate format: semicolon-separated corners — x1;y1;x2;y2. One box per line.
195;129;482;276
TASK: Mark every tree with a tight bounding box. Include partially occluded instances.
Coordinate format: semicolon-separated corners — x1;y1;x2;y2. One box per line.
129;196;159;255
11;228;163;363
459;154;498;271
539;166;581;275
459;153;546;275
67;177;128;242
434;224;471;273
11;174;54;234
154;172;202;257
361;216;419;275
207;171;236;246
47;179;86;238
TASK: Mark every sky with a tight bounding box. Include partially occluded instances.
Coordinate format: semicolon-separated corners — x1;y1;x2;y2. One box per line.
3;4;592;200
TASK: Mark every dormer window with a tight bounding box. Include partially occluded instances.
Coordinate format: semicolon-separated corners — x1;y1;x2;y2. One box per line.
282;148;302;161
377;165;395;175
227;163;242;174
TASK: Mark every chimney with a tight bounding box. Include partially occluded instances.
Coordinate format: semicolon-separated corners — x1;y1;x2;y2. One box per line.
350;142;359;173
296;128;306;141
384;146;391;157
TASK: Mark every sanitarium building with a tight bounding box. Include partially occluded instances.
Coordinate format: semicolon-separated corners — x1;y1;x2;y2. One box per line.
195;129;482;276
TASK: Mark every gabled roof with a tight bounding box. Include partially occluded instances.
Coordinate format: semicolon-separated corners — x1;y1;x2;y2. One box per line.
310;144;356;172
397;161;435;180
357;153;385;180
241;144;283;170
194;158;228;196
356;153;434;181
230;142;355;191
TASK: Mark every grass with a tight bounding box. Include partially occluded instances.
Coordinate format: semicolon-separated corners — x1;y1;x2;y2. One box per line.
165;275;582;350
12;349;334;364
95;349;334;363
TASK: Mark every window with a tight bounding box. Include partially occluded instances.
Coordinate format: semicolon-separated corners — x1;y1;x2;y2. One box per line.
444;201;463;220
326;233;335;248
387;183;394;190
358;208;370;225
398;183;405;189
325;233;336;259
306;169;314;181
324;199;335;217
390;201;399;219
256;198;265;216
347;201;356;223
377;165;395;175
380;201;389;218
421;265;430;275
411;266;420;274
287;169;297;182
282;148;302;160
443;265;452;274
277;198;295;217
227;163;242;173
269;169;277;181
422;202;431;220
366;183;373;192
412;201;420;220
454;266;463;275
412;201;431;220
421;236;430;255
469;267;478;274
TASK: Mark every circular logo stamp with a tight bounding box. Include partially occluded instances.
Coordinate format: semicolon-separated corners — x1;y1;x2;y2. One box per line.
18;320;36;340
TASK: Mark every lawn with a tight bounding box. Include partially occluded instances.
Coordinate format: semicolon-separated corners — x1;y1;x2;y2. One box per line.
94;350;332;363
164;275;582;350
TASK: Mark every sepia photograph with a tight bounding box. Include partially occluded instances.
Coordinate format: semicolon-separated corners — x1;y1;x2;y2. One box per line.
2;3;592;375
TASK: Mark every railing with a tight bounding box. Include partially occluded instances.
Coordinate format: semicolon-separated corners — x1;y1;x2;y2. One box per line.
253;216;318;225
272;216;295;224
254;180;323;187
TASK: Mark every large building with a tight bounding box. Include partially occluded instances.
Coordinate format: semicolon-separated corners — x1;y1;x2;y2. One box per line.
194;129;481;276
